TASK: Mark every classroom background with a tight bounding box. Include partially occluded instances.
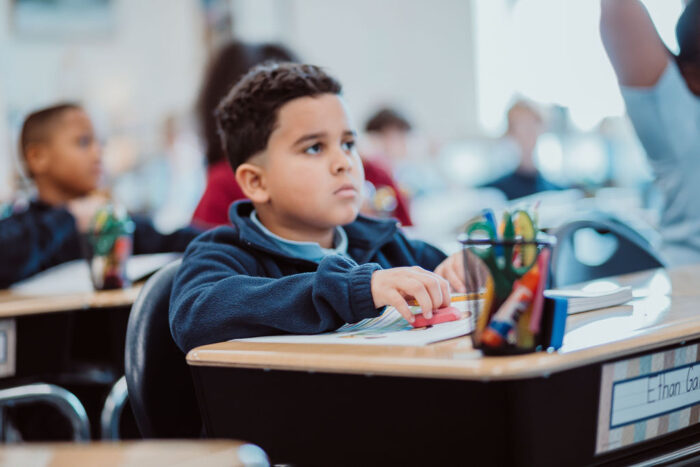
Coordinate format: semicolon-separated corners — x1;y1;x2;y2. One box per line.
0;0;685;249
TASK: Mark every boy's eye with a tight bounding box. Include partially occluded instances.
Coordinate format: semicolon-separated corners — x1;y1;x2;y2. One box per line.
341;140;356;152
304;143;322;155
77;135;92;147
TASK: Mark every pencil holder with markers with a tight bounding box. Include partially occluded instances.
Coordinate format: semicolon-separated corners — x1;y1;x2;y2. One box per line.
458;208;561;356
87;204;135;290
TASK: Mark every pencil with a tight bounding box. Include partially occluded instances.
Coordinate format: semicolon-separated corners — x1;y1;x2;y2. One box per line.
406;292;482;307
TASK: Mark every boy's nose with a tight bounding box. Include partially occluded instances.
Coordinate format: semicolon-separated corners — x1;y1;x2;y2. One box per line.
331;150;354;174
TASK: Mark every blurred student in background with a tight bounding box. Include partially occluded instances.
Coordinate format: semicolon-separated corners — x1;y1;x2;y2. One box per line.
600;0;700;265
192;41;298;227
0;103;200;288
360;108;413;226
364;108;412;171
484;100;561;200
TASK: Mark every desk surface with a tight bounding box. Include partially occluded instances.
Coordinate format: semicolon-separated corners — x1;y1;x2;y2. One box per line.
187;263;700;381
0;440;268;467
0;285;141;318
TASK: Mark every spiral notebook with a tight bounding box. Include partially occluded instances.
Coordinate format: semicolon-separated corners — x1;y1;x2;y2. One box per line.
544;286;633;314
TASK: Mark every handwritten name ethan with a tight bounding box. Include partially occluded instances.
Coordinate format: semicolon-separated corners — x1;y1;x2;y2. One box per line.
608;349;700;429
647;365;700;403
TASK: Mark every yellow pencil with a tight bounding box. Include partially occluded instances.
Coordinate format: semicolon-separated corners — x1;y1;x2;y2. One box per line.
407;292;482;307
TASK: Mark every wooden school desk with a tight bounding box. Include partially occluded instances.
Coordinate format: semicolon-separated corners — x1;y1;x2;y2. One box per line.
0;284;142;441
187;264;700;466
0;285;141;380
0;440;269;467
0;286;140;317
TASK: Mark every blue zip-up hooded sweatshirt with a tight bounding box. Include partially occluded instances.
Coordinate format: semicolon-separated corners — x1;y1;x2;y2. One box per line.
169;200;447;353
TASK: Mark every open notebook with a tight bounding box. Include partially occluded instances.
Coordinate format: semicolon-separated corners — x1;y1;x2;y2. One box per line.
235;294;476;346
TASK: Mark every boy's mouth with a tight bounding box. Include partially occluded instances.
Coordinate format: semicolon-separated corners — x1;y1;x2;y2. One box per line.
334;183;358;197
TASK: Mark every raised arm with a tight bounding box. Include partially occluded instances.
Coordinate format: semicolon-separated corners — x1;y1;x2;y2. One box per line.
600;0;670;87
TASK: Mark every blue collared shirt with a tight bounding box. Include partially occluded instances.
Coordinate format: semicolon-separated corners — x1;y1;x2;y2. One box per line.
250;210;349;263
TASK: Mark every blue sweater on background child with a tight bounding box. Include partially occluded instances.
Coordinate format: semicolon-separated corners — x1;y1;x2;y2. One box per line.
0;199;198;289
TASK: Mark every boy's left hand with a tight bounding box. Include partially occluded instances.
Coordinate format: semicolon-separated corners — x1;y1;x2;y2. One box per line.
434;252;466;293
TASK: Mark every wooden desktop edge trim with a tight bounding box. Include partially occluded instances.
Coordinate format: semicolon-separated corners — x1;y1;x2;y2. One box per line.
0;286;142;317
186;323;700;381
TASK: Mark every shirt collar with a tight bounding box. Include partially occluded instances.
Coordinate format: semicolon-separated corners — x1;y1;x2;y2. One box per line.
250;210;348;263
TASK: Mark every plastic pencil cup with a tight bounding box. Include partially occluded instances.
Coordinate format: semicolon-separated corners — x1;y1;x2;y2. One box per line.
458;233;557;356
86;204;135;290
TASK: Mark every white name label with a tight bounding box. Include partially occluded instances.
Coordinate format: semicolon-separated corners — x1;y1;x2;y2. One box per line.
611;363;700;428
596;343;700;455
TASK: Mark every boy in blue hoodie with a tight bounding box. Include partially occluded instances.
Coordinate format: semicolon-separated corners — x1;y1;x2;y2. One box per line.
169;63;467;352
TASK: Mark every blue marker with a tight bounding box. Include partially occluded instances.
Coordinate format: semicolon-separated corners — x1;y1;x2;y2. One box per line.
482;209;503;261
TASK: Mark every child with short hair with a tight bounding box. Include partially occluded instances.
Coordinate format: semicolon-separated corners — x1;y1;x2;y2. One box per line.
0;103;200;288
169;63;466;352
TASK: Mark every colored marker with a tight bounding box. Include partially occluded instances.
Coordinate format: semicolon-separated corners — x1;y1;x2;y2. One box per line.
481;265;540;348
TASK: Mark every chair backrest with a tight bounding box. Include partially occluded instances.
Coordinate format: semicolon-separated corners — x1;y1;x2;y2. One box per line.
124;259;201;438
550;216;665;287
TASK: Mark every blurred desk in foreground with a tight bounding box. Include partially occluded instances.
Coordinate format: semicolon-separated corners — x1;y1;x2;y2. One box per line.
187;264;700;466
0;440;269;467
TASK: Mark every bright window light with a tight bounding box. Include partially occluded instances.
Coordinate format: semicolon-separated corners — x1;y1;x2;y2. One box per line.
473;0;685;134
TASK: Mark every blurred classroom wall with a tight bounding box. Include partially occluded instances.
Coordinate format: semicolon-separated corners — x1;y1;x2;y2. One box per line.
0;0;206;199
231;0;478;140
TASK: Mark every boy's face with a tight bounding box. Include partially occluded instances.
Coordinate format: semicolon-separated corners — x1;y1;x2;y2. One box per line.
256;93;365;233
37;108;102;197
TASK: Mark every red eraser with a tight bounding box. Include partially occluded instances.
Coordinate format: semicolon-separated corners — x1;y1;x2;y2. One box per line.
411;306;462;328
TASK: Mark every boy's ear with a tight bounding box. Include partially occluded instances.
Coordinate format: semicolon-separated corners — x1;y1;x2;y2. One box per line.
23;143;50;178
235;162;270;204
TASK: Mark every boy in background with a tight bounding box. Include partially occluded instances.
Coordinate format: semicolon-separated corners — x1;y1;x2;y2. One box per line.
0;103;200;288
485;100;561;200
169;63;466;352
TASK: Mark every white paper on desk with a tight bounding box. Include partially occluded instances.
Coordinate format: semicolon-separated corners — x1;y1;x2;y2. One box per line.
9;253;181;295
236;305;474;346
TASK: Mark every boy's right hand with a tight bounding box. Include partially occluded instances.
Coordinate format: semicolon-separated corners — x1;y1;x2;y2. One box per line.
371;267;450;323
67;195;108;233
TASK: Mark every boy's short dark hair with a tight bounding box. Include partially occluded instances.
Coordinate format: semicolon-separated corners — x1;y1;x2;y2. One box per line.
364;108;412;134
19;102;81;176
215;62;342;170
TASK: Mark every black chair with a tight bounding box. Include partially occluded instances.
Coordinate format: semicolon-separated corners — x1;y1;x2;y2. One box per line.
550;215;665;287
124;259;201;438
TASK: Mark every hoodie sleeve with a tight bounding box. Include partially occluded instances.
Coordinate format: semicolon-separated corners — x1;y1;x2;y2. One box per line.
392;231;447;272
131;216;201;254
0;206;78;288
169;233;383;352
411;240;448;272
